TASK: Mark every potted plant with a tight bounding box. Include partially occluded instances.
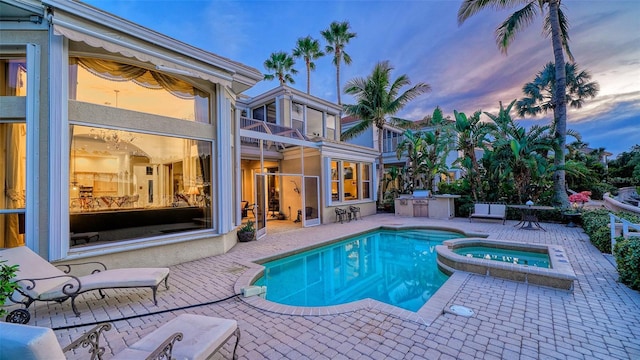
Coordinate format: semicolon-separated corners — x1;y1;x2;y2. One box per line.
237;221;255;242
0;260;19;317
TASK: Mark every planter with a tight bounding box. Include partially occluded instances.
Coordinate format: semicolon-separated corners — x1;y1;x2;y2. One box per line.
237;231;255;242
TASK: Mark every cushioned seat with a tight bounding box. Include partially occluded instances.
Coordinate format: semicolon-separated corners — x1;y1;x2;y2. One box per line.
1;246;170;321
116;314;239;360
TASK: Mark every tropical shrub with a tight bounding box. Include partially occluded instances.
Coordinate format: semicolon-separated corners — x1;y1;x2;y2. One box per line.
614;236;640;290
0;261;19;316
588;182;617;200
582;209;640;253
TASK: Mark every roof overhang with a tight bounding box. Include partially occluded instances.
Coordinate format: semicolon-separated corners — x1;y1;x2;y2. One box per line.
42;0;262;93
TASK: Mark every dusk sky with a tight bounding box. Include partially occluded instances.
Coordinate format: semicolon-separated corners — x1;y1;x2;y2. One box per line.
82;0;639;157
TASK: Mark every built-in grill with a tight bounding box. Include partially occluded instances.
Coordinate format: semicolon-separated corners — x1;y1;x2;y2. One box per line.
395;190;460;219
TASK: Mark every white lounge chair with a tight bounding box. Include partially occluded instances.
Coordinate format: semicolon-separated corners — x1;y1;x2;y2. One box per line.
1;246;169;323
0;314;239;360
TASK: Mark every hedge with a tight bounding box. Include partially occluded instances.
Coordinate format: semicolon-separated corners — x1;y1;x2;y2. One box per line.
614;236;640;290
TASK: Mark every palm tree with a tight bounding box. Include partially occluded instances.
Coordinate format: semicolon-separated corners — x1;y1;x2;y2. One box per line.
517;62;599;117
263;51;298;86
292;36;324;94
458;0;573;207
453;110;492;201
483;100;554;203
342;61;431;204
321;21;356;105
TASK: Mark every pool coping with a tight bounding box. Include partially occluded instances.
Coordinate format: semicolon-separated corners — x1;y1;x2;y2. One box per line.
233;225;482;325
436;238;577;291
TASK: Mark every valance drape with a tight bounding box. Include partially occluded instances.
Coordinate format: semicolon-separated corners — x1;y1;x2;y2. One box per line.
72;57;201;100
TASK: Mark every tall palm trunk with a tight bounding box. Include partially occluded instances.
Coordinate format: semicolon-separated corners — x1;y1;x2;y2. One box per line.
376;124;385;206
306;61;311;94
549;0;569;207
336;49;342;105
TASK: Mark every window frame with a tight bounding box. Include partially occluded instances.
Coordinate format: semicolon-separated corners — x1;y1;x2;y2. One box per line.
57;51;218;258
328;159;373;204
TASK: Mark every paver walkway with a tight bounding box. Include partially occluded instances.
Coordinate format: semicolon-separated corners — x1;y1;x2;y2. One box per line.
28;215;640;359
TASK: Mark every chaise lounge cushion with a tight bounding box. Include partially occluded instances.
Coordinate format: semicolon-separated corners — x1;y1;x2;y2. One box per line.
0;322;65;360
38;268;170;300
0;247;68;299
114;314;238;360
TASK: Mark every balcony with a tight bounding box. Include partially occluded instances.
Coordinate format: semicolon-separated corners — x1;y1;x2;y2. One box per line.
240;116;307;150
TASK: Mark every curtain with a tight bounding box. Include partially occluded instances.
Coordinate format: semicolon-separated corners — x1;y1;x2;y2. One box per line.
74;57;198;99
1;123;26;248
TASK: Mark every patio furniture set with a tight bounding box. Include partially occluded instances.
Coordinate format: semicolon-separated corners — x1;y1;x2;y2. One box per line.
469;202;558;231
335;206;361;224
0;246;239;359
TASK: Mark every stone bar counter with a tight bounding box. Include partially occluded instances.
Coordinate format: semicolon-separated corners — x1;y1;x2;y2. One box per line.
394;191;460;219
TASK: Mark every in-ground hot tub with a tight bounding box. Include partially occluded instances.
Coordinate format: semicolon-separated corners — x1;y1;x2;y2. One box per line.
436;238;576;290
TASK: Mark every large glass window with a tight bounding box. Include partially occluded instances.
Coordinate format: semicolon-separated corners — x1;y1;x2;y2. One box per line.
1;122;26;248
69;125;212;247
69;57;210;123
330;160;372;203
307;107;323;138
1;58;27;96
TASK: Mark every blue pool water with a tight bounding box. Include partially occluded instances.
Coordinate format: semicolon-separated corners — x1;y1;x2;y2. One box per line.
253;228;463;312
453;246;550;268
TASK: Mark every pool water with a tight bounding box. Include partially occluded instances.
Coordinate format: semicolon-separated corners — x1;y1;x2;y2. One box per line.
453;246;550;268
253;229;462;312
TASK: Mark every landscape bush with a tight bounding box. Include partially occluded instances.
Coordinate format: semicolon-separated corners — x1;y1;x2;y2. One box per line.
581;209;640;254
614;236;640;290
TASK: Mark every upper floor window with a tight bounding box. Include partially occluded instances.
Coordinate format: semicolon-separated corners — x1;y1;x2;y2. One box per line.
1;58;27;96
383;129;402;153
252;102;276;123
326;114;336;140
69;57;210;123
307;107;323;137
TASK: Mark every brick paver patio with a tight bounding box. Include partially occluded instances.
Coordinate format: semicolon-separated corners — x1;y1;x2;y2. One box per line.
29;214;640;359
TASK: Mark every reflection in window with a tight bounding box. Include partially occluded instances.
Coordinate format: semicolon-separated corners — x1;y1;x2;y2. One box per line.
291;102;304;133
326;114;336;140
307;107;322;137
362;164;371;199
0;123;26;248
1;58;27;96
69;125;212;246
69;57;210;123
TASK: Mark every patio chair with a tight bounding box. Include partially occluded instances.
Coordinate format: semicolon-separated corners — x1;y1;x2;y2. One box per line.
335;208;348;224
348;206;361;221
1;246;170;323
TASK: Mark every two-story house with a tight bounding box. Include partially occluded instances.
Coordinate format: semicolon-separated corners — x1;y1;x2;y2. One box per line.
0;0;378;266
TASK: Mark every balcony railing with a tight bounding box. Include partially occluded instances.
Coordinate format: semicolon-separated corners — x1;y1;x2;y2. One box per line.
240;116;307;150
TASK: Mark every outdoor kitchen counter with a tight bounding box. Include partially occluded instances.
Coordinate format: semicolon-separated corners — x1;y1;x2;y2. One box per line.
394;194;460;219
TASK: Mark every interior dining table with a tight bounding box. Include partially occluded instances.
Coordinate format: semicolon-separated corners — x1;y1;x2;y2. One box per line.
508;204;556;231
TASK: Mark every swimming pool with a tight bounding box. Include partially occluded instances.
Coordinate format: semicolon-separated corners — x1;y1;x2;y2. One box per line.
253;228;463;312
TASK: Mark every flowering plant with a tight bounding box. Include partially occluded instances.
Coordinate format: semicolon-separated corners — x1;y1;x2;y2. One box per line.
569;191;591;204
568;191;591;212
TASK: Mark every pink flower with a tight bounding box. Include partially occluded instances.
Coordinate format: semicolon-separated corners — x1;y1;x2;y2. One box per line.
569;191;591;204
